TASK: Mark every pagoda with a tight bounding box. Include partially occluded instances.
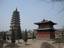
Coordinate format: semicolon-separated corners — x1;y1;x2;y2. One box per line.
34;19;56;40
10;8;22;41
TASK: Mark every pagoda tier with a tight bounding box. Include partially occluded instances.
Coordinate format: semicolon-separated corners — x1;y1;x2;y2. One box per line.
10;8;22;41
34;19;56;39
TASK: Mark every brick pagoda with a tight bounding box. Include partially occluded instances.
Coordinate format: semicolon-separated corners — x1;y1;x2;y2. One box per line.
10;8;22;41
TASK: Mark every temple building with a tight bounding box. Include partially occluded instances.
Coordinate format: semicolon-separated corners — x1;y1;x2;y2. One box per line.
10;8;22;40
34;19;56;40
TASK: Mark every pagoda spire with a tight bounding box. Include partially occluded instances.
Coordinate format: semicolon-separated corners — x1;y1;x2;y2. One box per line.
15;8;18;11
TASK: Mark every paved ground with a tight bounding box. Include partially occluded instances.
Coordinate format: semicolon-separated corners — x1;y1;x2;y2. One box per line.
0;39;64;48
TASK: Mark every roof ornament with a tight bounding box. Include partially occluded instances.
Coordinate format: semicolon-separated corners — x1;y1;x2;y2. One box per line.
43;19;45;22
41;19;48;22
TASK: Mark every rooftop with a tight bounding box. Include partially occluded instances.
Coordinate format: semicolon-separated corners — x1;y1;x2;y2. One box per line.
34;19;56;25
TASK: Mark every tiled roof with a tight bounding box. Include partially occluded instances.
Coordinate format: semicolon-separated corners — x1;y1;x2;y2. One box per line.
34;19;56;25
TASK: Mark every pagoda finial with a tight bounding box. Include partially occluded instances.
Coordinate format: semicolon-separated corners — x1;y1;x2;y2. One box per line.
16;8;18;11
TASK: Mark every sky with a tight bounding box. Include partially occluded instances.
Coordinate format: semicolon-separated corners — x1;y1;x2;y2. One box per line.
0;0;64;31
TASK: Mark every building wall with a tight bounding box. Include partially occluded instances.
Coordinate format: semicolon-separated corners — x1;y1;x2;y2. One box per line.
36;31;55;40
36;32;50;40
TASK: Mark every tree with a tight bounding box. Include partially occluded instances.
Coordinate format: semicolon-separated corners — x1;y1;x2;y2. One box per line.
16;27;22;39
3;32;6;41
23;29;28;45
11;28;15;43
32;32;36;39
16;27;22;43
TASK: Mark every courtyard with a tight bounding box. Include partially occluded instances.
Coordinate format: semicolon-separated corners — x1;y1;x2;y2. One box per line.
0;39;63;48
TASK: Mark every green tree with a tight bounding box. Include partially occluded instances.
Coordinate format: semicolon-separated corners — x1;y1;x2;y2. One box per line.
32;32;36;39
11;28;15;43
23;29;28;45
16;27;22;43
3;32;6;41
16;27;22;39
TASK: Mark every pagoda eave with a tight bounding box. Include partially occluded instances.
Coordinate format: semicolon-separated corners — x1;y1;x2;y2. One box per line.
35;28;56;31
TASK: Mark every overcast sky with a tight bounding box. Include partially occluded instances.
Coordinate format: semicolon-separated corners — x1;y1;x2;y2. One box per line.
0;0;64;31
